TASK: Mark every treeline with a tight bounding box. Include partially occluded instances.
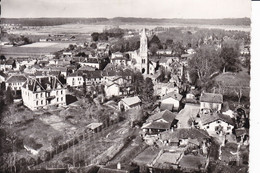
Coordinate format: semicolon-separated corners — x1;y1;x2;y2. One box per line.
1;18;109;26
1;17;251;26
111;17;251;26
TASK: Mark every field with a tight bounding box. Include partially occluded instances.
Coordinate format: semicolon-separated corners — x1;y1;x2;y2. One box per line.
6;22;250;36
0;42;73;56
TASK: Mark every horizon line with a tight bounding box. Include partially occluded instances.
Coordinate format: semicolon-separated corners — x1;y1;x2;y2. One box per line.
1;17;251;20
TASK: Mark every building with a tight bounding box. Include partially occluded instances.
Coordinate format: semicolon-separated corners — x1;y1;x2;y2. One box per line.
63;52;72;58
5;74;27;91
66;73;84;87
98;163;139;173
160;92;183;111
200;92;223;112
200;113;235;136
79;58;100;69
0;71;8;84
21;76;66;111
104;82;120;97
118;96;141;111
142;110;178;134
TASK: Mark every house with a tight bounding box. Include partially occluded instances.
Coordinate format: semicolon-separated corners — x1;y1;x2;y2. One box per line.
235;128;249;145
5;74;27;91
111;57;128;66
160;128;210;149
0;71;8;84
0;59;15;71
79;58;100;69
86;122;103;133
186;48;196;54
98;163;139;173
160;92;183;111
142;110;177;134
200;113;235;136
118;96;141;111
63;52;72;58
84;70;103;85
111;52;124;60
156;49;173;55
200;92;223;112
21;76;66;111
66;73;84;87
104;82;120;97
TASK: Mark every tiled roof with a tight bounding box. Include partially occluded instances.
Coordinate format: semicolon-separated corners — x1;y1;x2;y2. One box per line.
200;92;223;103
6;75;27;83
161;91;183;101
23;76;65;92
161;128;210;141
121;96;141;106
147;110;177;123
201;113;234;126
0;71;8;78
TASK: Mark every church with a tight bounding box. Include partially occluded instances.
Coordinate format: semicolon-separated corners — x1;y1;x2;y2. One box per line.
128;28;156;75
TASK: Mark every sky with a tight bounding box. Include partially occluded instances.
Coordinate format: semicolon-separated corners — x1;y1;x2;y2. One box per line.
1;0;251;19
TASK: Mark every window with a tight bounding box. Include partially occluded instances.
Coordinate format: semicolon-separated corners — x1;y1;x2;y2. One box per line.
41;93;43;98
206;125;209;129
36;94;38;98
36;101;38;105
227;126;231;130
41;100;43;105
217;120;221;124
56;91;58;95
61;97;63;101
61;90;63;95
57;98;59;102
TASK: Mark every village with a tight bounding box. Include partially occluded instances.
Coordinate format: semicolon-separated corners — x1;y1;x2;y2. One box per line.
0;21;250;173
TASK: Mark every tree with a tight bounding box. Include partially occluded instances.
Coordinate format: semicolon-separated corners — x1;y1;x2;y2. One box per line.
90;43;97;49
150;43;159;55
91;32;99;42
5;87;14;105
188;45;222;86
220;47;240;72
142;77;154;102
131;71;144;95
0;55;6;61
149;35;161;49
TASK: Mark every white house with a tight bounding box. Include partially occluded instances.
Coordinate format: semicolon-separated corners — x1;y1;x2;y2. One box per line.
200;113;235;136
160;92;183;111
118;96;141;111
104;82;120;97
200;92;223;112
63;52;72;58
79;58;100;69
5;74;27;91
21;76;66;111
66;73;84;87
111;52;124;60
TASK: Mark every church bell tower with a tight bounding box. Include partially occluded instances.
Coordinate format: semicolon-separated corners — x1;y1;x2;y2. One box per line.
140;28;149;74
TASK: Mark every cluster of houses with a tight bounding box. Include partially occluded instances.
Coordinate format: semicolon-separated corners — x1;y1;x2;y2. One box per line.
0;28;249;172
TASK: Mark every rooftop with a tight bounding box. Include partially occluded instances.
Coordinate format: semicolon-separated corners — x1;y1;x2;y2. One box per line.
121;96;141;106
200;112;235;126
6;75;27;83
200;92;223;103
161;91;183;101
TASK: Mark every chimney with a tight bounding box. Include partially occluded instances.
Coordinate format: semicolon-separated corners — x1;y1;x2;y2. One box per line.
117;162;121;170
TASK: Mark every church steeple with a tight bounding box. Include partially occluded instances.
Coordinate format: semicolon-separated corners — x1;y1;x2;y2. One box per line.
139;28;149;74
